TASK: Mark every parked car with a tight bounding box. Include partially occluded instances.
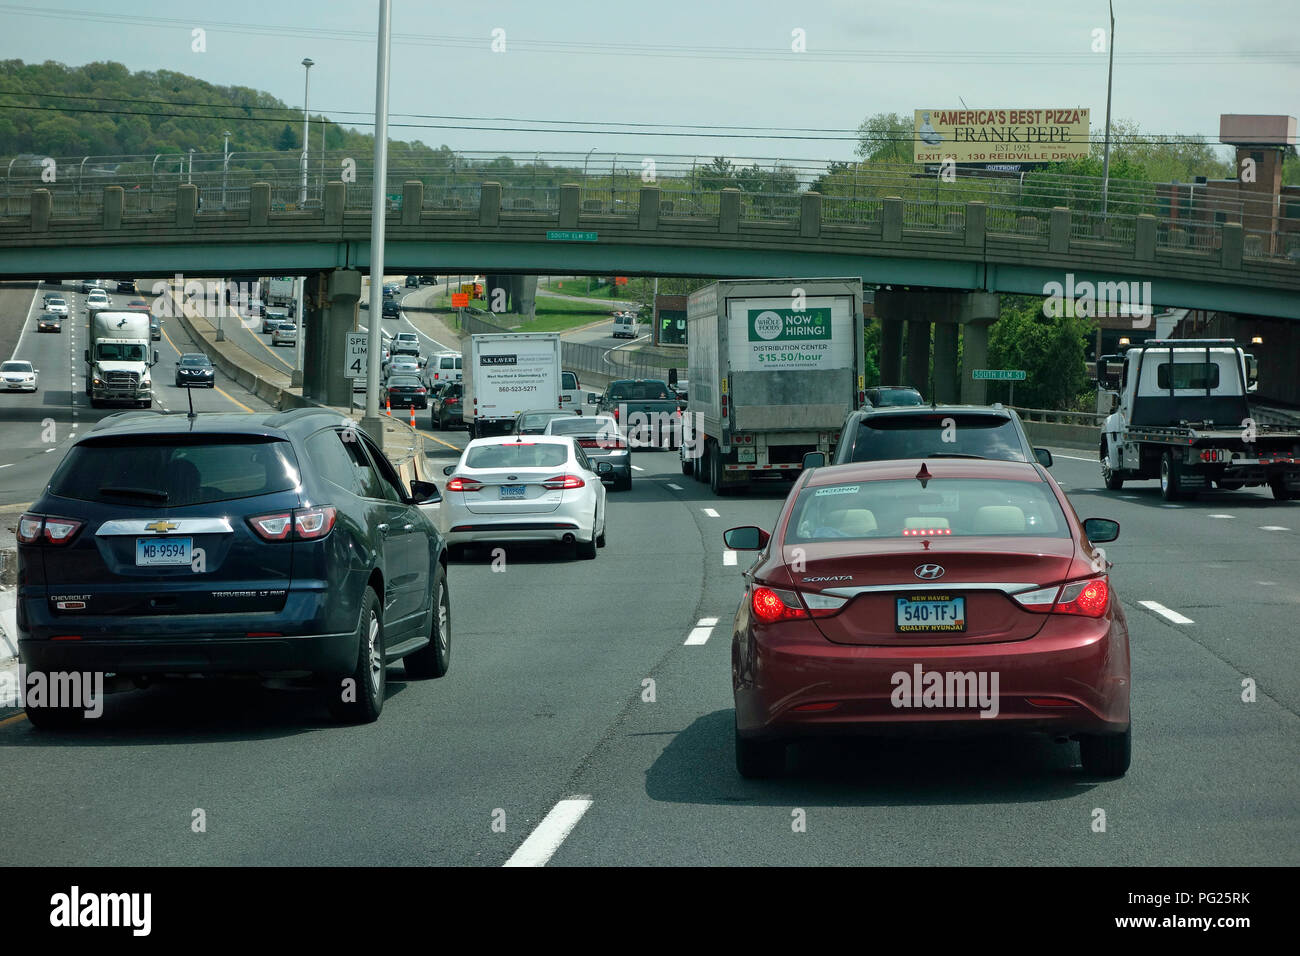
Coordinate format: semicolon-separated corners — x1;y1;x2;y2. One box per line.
270;321;298;347
864;386;926;408
174;352;215;387
440;435;610;560
16;407;450;727
1;359;38;392
430;382;464;430
724;457;1129;778
37;312;63;333
513;408;579;436
544;413;630;491
262;308;290;334
825;405;1052;469
386;374;428;409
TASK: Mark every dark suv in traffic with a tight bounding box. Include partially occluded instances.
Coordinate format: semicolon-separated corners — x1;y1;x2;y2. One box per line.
17;408;451;727
827;404;1052;468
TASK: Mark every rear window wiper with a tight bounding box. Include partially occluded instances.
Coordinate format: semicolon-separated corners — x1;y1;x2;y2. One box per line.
98;486;169;502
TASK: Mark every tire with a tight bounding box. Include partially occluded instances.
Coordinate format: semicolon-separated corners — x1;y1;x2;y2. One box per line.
404;564;450;679
616;472;632;492
709;442;730;497
326;587;385;723
1079;725;1131;777
596;519;607;548
576;509;598;560
735;720;785;779
681;454;693;476
1271;477;1294;501
431;413;441;431
1159;453;1182;502
24;701;88;730
1100;442;1123;490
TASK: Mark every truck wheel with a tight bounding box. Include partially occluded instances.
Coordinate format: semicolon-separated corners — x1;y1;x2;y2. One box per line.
1159;453;1182;502
681;453;693;476
1270;477;1294;501
709;442;730;497
1100;442;1123;490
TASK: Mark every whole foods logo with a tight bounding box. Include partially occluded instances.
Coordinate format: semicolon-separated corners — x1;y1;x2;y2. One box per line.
747;308;831;343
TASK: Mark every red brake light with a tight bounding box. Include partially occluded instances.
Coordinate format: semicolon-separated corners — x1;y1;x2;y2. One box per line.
578;439;599;448
249;512;292;541
1055;577;1109;617
752;586;806;623
446;476;483;492
542;474;585;490
446;397;459;405
293;506;336;540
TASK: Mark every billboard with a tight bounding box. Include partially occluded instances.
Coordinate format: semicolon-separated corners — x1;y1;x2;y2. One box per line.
913;109;1090;164
725;298;855;373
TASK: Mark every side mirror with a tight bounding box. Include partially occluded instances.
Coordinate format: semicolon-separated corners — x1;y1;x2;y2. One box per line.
596;461;613;474
668;368;678;386
802;451;825;470
1083;518;1120;543
1034;448;1054;468
409;479;441;504
587;394;599;405
723;526;770;551
152;350;160;366
83;349;90;362
442;464;456;477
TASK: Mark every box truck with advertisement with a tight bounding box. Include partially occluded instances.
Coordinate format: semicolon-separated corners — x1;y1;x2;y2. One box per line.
680;278;865;495
463;332;563;438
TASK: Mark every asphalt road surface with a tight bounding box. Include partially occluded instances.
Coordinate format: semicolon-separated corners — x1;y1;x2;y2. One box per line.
1;406;1296;865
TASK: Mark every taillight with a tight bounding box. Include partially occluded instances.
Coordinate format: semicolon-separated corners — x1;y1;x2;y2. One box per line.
294;506;336;540
446;476;483;492
248;512;292;541
751;586;846;623
17;514;82;545
447;397;459;405
578;439;599;448
1055;577;1109;617
612;407;619;422
542;474;585;490
1011;577;1109;618
416;387;426;394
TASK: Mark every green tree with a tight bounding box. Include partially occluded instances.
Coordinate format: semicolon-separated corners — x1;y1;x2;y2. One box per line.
986;296;1091;409
855;112;913;165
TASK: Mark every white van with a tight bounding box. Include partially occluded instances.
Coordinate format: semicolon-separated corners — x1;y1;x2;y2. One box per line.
429;351;463;383
612;313;639;339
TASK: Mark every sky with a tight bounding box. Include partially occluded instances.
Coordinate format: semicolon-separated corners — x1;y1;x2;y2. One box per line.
1;0;1297;168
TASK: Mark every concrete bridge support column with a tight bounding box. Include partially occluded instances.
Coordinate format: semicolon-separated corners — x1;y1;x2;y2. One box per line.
906;319;931;397
517;275;537;320
303;268;361;407
960;321;992;405
933;322;960;404
879;319;904;385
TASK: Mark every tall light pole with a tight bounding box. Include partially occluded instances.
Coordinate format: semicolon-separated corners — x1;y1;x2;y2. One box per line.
300;57;314;207
360;0;392;443
1100;0;1115;221
584;148;596;293
187;148;194;184
221;130;231;210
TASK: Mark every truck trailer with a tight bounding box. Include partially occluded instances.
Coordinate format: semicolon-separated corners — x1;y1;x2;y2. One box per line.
463;332;563;438
680;277;865;495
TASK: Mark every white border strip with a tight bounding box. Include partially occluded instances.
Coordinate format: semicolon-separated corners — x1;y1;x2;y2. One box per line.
503;797;593;867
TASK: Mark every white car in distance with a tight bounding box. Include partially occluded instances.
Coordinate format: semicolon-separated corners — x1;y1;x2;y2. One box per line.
1;360;38;392
439;435;610;561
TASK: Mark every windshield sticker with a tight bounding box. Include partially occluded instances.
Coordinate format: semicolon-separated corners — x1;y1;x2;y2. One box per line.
814;485;859;496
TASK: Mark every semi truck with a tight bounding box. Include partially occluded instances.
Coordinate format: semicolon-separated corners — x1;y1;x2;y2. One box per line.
263;277;297;314
680;277;866;495
463;332;563;438
1098;338;1300;501
85;312;158;408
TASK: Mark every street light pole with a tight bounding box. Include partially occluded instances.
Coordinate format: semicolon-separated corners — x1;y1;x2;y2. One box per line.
360;0;392;443
1101;0;1115;221
221;131;231;210
300;57;314;207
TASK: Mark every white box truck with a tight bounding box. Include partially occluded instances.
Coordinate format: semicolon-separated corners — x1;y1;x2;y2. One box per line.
464;332;563;438
85;311;158;408
264;277;296;313
680;277;866;495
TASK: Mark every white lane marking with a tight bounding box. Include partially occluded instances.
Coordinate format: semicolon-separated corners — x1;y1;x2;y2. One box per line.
1206;514;1235;519
702;508;719;517
1138;600;1194;625
697;617;718;626
1259;526;1290;532
503;797;593;867
1161;504;1184;509
1050;453;1095;462
8;281;41;360
1120;495;1139;499
631;465;644;472
1257;581;1277;586
0;463;11;469
667;483;682;490
685;627;714;645
723;550;737;566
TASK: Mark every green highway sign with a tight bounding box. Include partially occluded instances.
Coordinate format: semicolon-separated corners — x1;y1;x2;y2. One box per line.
972;369;1026;381
546;230;598;242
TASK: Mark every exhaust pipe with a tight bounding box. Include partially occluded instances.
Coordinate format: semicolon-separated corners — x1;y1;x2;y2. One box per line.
562;533;575;544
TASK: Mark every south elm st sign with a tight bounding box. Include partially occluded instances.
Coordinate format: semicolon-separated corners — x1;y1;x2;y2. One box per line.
972;368;1026;403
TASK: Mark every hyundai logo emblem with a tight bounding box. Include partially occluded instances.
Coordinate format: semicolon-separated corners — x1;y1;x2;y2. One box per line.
914;564;945;580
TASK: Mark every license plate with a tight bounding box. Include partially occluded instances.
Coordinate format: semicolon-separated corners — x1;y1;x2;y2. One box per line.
896;595;965;632
737;447;756;463
499;485;526;499
135;536;192;566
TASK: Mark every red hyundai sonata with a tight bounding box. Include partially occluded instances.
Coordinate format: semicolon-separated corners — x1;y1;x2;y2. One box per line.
725;458;1131;779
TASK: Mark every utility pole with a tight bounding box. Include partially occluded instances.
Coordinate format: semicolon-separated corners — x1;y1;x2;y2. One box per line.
300;57;314;207
359;1;391;444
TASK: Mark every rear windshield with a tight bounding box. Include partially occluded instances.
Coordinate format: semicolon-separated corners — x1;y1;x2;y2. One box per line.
548;417;617;436
562;372;578;389
388;376;421;387
465;443;568;469
1156;362;1220;389
788;478;1069;542
848;414;1027;463
49;437;300;508
439;356;461;369
608;381;672;401
871;389;924;407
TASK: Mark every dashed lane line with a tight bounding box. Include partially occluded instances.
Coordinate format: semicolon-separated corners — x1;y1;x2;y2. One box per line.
1138;600;1195;625
502;797;593;867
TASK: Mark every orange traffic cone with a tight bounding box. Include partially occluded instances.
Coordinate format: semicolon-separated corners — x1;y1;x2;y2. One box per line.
409;404;416;429
385;396;391;417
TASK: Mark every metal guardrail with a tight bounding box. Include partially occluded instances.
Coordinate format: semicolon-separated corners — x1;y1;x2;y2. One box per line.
1009;406;1105;425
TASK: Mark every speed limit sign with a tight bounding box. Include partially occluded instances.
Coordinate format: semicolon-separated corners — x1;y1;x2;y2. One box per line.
345;332;368;379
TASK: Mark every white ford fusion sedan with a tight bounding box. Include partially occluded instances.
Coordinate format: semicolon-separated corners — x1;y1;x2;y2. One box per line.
440;435;609;560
